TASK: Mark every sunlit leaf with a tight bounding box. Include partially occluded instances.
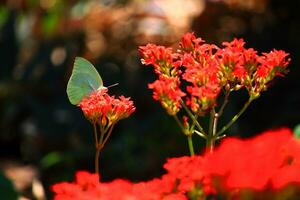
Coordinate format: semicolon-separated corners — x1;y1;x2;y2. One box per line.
40;152;63;169
67;57;103;105
293;124;300;139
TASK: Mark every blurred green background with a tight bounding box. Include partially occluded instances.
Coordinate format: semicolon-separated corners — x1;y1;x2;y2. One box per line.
0;0;299;199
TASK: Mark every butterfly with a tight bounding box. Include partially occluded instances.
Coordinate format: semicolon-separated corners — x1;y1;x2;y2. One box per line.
67;57;104;105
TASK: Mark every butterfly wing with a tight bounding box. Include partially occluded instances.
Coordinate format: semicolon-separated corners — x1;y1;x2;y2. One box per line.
67;57;103;105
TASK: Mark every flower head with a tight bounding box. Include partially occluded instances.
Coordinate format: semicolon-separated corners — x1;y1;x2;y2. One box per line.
79;88;135;126
148;77;185;115
139;44;181;77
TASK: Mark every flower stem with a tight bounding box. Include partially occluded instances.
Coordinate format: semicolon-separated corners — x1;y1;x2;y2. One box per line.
206;109;217;153
101;124;115;149
95;146;101;176
187;135;195;156
173;115;195;156
93;123;101;177
181;102;206;135
218;91;230;117
173;115;185;132
93;123;98;147
216;97;254;137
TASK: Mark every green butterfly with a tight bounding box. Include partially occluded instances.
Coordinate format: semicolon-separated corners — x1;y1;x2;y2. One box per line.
67;57;104;105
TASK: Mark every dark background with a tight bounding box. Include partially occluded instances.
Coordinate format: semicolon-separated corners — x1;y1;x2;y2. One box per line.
0;0;299;198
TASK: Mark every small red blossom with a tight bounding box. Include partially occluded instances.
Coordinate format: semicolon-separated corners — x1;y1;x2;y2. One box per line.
186;84;221;113
79;87;109;122
148;77;185;115
256;49;290;79
163;156;212;194
139;44;181;77
79;88;135;125
217;38;257;88
180;32;205;51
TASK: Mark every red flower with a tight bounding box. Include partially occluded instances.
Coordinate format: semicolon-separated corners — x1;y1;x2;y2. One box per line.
180;32;205;51
255;49;290;79
79;88;135;125
163;193;188;200
140;33;290;116
148;77;185;115
139;44;181;77
108;95;136;123
203;128;300;190
163;156;212;194
250;49;290;97
186;83;221;113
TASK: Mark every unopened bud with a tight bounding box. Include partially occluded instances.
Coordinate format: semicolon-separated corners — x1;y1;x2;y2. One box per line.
251;92;260;99
225;83;231;91
234;84;242;91
263;85;268;91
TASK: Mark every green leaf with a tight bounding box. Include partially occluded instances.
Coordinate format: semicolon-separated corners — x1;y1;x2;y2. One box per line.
293;124;300;139
67;57;103;105
40;151;63;169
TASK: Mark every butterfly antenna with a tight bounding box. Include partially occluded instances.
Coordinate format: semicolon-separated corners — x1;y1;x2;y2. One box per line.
107;83;119;88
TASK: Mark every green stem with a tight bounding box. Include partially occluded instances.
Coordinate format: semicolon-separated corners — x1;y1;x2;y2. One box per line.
218;91;230;117
206;109;216;153
99;123;105;148
93;123;101;177
181;102;206;135
173;115;195;156
187;136;195;156
173;115;185;132
208;109;214;136
216;97;254;137
95;146;101;176
194;130;207;139
93;123;98;147
101;124;115;149
95;123;105;178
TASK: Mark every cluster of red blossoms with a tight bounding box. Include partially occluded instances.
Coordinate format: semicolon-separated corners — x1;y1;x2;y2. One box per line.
52;128;300;200
139;32;290;115
79;87;135;126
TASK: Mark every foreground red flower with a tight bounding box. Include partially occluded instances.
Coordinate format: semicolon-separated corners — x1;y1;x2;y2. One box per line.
204;128;300;191
52;128;300;200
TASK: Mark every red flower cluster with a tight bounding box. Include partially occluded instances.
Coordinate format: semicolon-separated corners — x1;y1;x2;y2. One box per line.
52;129;300;200
139;32;290;114
140;44;184;115
79;87;135;126
204;128;300;190
148;77;185;115
52;171;187;200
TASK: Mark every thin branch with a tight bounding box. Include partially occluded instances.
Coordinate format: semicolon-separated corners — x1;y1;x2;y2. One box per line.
218;91;230;117
93;123;98;146
101;124;115;149
216;97;254;136
194;130;207;139
181;102;206;135
99;123;105;148
206;109;216;152
173;115;185;133
216;134;226;140
187;136;195;156
173;115;195;156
